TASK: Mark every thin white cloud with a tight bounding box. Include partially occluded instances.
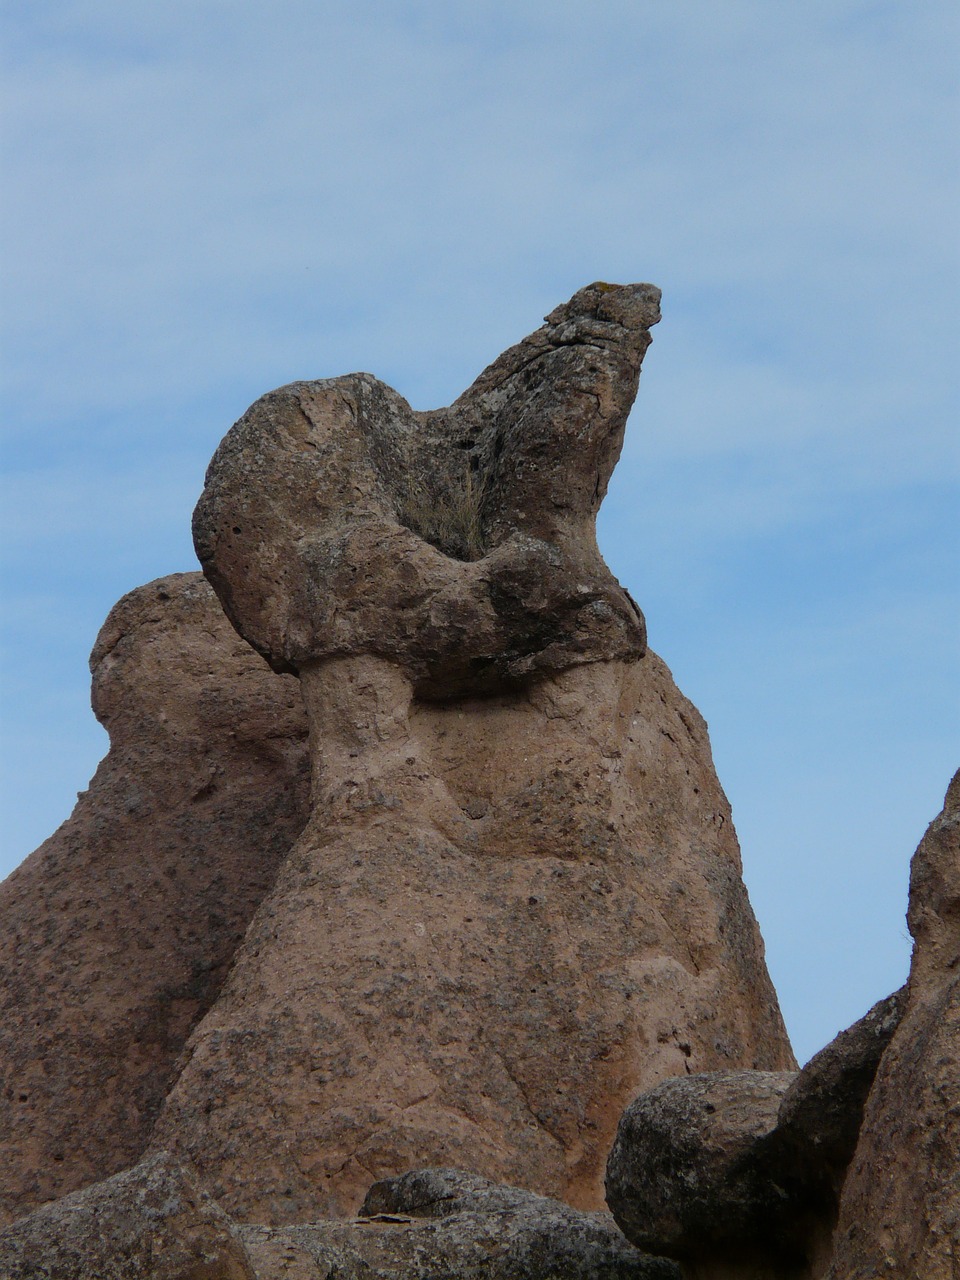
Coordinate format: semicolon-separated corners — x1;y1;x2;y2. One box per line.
1;0;957;1062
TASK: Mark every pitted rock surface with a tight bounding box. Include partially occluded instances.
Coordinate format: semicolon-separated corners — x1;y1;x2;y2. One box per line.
826;771;960;1279
239;1167;681;1279
0;574;309;1223
605;1070;799;1270
0;1152;256;1280
151;287;794;1223
605;989;907;1277
193;282;660;697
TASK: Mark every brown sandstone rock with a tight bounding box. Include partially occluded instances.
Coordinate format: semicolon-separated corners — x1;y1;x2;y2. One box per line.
826;772;960;1279
238;1168;681;1279
151;285;794;1223
0;574;310;1223
192;281;660;697
0;1151;256;1280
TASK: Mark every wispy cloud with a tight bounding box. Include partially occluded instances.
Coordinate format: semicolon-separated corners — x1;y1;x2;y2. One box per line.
1;0;957;1062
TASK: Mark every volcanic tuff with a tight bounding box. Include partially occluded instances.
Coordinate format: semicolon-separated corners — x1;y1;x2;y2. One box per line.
605;989;907;1277
825;771;960;1278
25;281;960;1279
605;774;960;1278
156;282;793;1220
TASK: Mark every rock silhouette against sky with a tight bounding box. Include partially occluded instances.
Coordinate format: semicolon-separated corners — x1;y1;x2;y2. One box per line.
4;284;950;1277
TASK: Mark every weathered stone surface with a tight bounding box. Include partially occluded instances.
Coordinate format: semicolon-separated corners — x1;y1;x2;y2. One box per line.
152;285;794;1224
360;1166;533;1217
605;990;907;1277
238;1168;681;1279
0;1151;256;1280
826;772;960;1279
605;1070;799;1271
0;574;310;1223
193;282;661;697
153;652;794;1222
774;985;906;1201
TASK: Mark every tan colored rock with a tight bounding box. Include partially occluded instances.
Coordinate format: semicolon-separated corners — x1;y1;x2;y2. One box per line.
826;772;960;1279
154;286;793;1223
0;1151;256;1280
605;989;906;1278
192;282;661;697
0;574;310;1223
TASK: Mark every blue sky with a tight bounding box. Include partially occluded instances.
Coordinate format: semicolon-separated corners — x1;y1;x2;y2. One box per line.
1;1;957;1065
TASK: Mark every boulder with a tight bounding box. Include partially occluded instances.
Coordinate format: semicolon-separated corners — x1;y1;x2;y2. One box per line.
826;772;960;1279
0;574;310;1222
238;1168;681;1279
773;985;906;1205
151;284;794;1222
606;988;907;1277
0;1151;256;1280
605;1070;799;1271
193;282;662;698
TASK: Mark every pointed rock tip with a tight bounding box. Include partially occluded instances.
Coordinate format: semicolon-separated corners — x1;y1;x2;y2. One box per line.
546;280;662;329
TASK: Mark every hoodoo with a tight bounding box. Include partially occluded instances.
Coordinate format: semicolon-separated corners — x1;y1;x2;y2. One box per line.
154;282;795;1221
3;284;873;1280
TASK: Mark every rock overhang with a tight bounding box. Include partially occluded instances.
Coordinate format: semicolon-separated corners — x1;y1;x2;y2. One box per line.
193;281;661;698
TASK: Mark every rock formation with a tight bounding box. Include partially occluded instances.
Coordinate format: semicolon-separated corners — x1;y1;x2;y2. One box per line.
192;282;661;696
826;771;960;1278
606;988;906;1277
3;281;956;1277
148;281;794;1223
607;1069;800;1272
0;1152;256;1280
607;774;960;1278
0;1156;681;1280
240;1167;682;1278
0;574;310;1224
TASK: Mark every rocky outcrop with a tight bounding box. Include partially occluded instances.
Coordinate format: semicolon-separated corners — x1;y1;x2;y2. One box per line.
606;987;907;1277
826;772;960;1278
0;574;310;1223
604;772;960;1279
0;283;799;1264
773;985;906;1222
150;283;794;1224
0;1158;680;1280
240;1168;681;1279
0;280;952;1279
606;1070;800;1274
0;1151;256;1280
193;282;661;697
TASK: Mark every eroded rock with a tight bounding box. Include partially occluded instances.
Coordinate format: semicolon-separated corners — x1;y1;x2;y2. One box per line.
151;285;794;1223
0;574;310;1222
606;987;908;1277
0;1151;256;1280
192;281;661;697
605;1070;800;1272
774;986;906;1206
239;1168;681;1279
826;772;960;1279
